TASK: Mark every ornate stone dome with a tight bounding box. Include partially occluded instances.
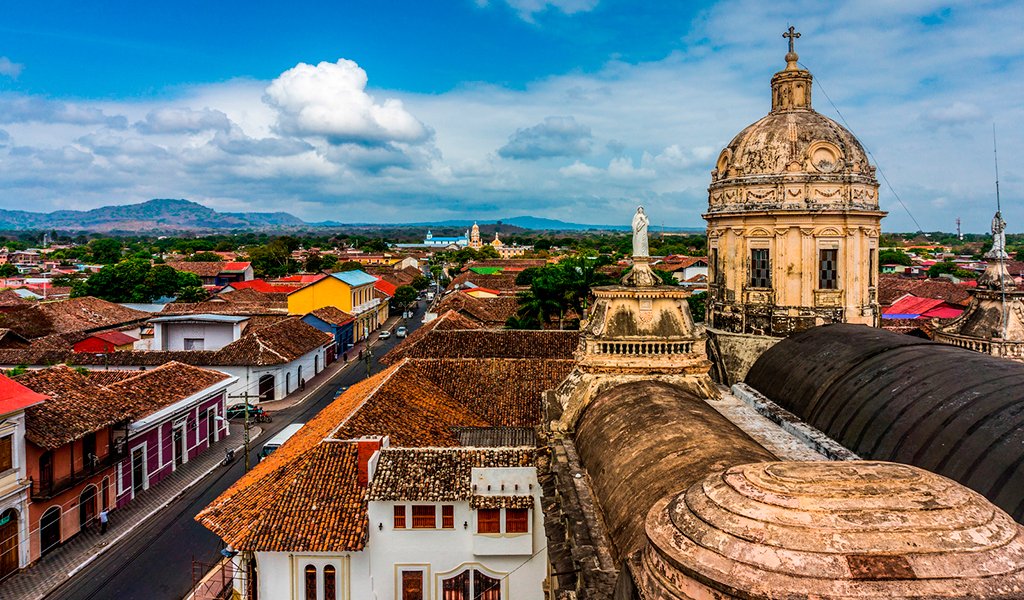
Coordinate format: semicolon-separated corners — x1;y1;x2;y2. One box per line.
635;461;1024;598
714;109;872;181
707;37;880;213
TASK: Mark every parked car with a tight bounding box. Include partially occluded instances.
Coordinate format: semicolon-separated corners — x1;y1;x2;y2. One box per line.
226;403;272;422
396;326;407;338
378;330;392;340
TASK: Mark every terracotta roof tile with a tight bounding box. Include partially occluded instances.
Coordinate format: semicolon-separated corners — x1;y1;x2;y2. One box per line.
434;292;520;326
17;366;131;449
165;261;225;277
0;290;30;308
448;271;522;294
307;306;355;326
105;361;230;419
367;447;535;502
0;316;330;367
0;297;150;339
878;275;972;306
383;327;578;364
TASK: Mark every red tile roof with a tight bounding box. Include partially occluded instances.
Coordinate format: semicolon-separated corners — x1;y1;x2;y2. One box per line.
223;279;303;294
222;262;251;273
367;447;535;502
878;275;972;306
434;292;520;326
17;366;131;449
374;278;397;297
104;361;230;419
89;330;138;346
308;306;356;326
0;297;150;339
0;374;47;415
166;261;225;277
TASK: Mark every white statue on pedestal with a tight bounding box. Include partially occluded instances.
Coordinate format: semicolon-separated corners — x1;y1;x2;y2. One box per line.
986;210;1009;260
632;206;650;257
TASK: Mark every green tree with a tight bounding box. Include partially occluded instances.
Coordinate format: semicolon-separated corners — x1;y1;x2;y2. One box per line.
476;245;499;259
175;286;209;302
394;285;418;307
686;293;706;322
410;275;430;291
335;261;363;272
246;240;293;278
72;259;205;302
305;253;324;273
0;264;18;278
361;238;389;253
879;249;912;267
928;261;976;280
188;251;223;262
89;238;123;264
320;254;339;270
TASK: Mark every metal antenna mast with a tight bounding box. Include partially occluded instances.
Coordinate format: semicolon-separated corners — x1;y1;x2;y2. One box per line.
994;124;1008;341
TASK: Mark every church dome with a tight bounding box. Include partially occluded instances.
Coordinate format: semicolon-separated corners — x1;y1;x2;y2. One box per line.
707;30;879;209
636;461;1024;598
714;109;872;180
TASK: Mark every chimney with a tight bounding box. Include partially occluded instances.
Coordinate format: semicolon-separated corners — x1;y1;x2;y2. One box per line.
356;436;386;486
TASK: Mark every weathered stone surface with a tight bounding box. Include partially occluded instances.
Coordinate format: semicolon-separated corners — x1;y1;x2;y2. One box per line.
747;323;1024;523
636;461;1024;599
573;380;776;562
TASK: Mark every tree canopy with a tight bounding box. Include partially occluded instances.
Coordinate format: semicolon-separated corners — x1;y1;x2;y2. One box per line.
71;259;204;302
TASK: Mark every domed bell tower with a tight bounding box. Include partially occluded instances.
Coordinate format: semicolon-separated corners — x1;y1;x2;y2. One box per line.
704;28;886;338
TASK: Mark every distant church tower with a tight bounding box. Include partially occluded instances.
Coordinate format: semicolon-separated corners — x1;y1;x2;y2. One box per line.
470;222;481;249
705;28;885;337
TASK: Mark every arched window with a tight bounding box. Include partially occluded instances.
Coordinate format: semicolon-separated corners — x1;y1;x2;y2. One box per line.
285;372;291;395
441;568;501;600
304;564;316;600
314;355;319;374
323;565;336;600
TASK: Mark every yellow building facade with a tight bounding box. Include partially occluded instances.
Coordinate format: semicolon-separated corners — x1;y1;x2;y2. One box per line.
705;30;885;336
287;271;382;340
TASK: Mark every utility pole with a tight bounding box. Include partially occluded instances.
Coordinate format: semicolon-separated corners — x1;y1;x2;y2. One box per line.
226;391;258;472
956;218;962;241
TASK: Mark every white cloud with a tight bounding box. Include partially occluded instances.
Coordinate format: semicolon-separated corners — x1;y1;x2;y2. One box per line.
478;0;598;21
1;1;1023;230
264;59;430;145
0;57;23;79
498;116;592;159
136;107;233;134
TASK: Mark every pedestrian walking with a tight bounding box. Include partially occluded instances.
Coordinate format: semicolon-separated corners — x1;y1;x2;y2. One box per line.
343;352;348;363
99;509;109;534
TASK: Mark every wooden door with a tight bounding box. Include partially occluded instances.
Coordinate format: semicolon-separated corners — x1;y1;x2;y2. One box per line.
174;428;184;467
0;509;18;580
402;571;423;600
131;448;145;495
40;507;61;555
79;486;96;528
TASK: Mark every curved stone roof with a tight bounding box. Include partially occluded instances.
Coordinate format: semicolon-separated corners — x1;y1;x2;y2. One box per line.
746;323;1024;521
637;461;1024;599
717;109;871;180
573;380;775;561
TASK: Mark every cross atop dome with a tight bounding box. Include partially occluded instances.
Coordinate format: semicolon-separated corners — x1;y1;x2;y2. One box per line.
783;26;801;69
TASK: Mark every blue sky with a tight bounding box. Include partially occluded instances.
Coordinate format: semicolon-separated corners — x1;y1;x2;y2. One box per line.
0;0;1022;232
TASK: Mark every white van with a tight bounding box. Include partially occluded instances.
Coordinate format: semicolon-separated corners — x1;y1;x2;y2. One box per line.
259;423;304;459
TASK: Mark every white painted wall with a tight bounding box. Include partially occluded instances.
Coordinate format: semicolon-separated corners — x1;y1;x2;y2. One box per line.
0;409;32;569
157;322;238;351
248;467;546;600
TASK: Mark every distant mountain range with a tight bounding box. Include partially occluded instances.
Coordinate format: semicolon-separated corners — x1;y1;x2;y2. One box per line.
0;199;704;233
0;199;304;233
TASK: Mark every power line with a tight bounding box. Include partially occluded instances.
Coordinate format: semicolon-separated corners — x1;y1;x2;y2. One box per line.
805;62;926;234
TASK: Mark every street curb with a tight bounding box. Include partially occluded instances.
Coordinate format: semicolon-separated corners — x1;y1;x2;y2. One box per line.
62;427;264;582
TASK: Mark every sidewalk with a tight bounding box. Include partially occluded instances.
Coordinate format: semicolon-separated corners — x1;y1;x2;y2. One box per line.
0;423;261;600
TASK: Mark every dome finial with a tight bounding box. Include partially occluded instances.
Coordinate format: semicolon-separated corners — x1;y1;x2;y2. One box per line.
783;25;801;70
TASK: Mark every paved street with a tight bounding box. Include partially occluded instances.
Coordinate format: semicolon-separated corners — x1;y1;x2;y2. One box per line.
35;303;424;600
